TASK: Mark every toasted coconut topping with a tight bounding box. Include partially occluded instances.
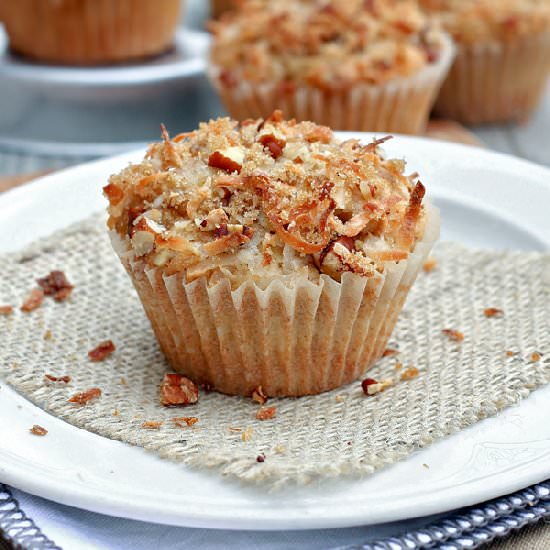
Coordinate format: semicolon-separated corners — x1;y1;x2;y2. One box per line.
209;0;446;89
420;0;550;44
106;114;427;286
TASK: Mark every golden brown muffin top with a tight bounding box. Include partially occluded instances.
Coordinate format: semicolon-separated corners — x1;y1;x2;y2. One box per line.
105;113;426;287
420;0;550;44
208;0;446;90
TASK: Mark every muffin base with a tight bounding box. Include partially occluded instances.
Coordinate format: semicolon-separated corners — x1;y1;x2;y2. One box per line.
434;33;550;124
209;36;454;134
2;0;182;65
111;206;439;397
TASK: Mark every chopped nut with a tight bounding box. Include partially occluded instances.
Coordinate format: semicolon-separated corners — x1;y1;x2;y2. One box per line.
361;377;380;395
0;305;13;316
395;362;403;370
531;352;542;362
241;426;253;441
506;351;515;357
120;377;127;385
113;409;120;417
423;257;437;272
484;308;503;318
44;374;71;384
383;348;399;357
379;378;394;390
172;417;199;428
43;330;53;341
228;427;242;433
335;395;345;403
68;387;101;405
88;340;116;362
258;133;286;159
37;271;74;301
256;406;277;420
423;463;430;469
142;421;163;429
103;182;124;206
160;374;199;406
401;366;420;381
274;444;286;454
252;385;267;405
208;147;244;174
30;425;48;436
21;288;44;312
442;329;464;342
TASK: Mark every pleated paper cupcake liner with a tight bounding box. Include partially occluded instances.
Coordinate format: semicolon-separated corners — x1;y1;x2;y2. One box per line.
3;0;182;65
209;35;455;134
110;205;440;397
434;32;550;124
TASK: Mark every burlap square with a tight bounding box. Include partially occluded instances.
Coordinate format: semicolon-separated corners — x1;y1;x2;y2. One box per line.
1;214;549;485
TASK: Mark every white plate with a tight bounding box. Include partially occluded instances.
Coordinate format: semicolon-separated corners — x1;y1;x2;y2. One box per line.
1;135;550;531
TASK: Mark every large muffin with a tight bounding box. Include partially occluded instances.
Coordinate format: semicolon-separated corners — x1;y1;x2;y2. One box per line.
2;0;182;65
420;0;550;123
104;113;439;397
208;0;454;134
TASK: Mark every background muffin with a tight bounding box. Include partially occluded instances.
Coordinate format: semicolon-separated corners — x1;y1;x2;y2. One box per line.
420;0;550;124
211;0;236;18
208;0;454;134
105;113;439;397
2;0;182;65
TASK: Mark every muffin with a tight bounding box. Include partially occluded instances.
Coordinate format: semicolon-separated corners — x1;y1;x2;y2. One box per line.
211;0;236;18
208;0;454;134
104;113;439;397
2;0;182;65
420;0;550;124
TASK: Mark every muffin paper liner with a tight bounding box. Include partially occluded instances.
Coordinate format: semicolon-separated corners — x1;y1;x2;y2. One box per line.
209;35;455;134
3;0;182;65
111;205;440;397
434;32;550;124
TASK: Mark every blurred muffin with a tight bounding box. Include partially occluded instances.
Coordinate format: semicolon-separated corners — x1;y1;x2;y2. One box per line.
104;113;439;397
420;0;550;124
208;0;454;134
211;0;236;18
2;0;182;65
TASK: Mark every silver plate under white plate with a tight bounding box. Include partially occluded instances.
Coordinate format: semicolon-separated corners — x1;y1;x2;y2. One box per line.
0;24;223;158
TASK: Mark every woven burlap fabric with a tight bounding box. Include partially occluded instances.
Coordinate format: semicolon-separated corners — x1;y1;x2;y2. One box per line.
1;214;549;485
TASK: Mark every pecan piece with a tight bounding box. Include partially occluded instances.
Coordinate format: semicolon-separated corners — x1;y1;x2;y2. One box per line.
44;374;71;384
0;305;13;315
442;329;464;342
251;385;267;405
423;257;437;272
172;416;199;428
142;421;163;430
256;406;277;421
68;387;101;405
160;374;199;406
484;308;503;318
30;425;48;436
258;133;286;159
362;377;383;396
400;367;420;381
383;348;399;357
20;288;44;312
103;182;124;206
88;340;116;362
208;147;244;174
37;270;74;301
